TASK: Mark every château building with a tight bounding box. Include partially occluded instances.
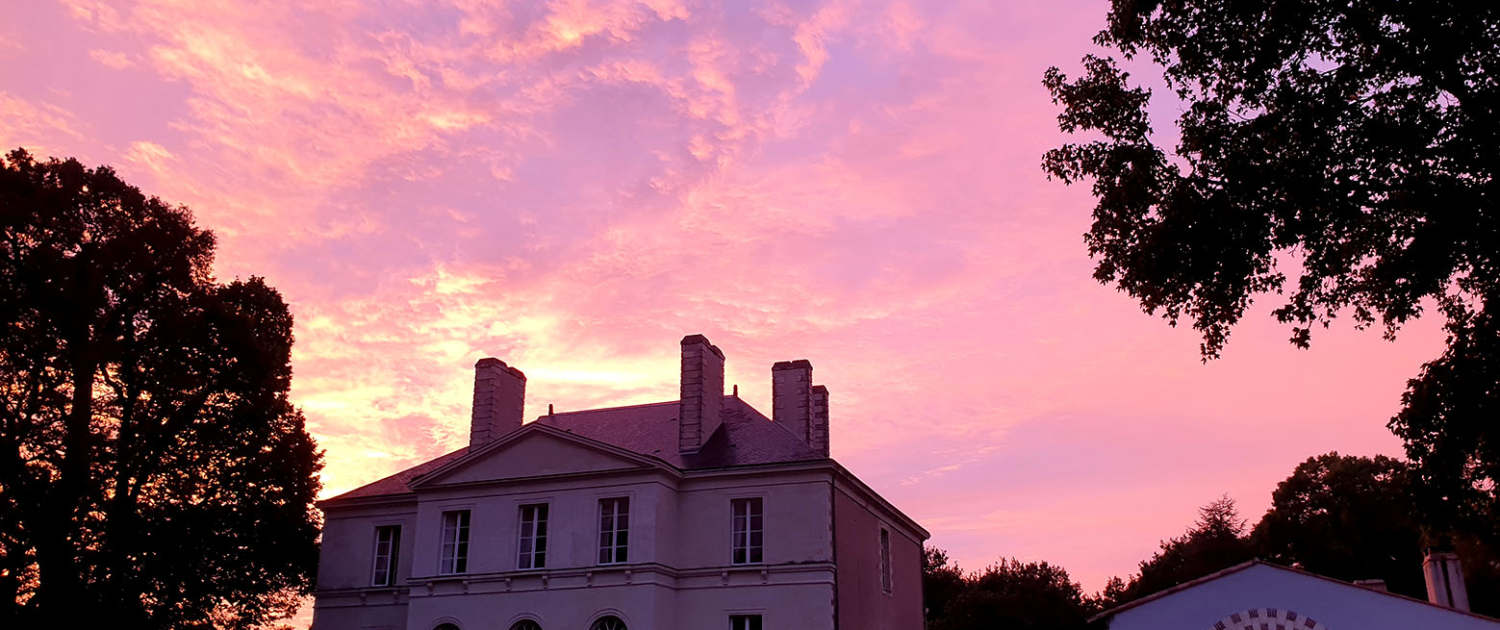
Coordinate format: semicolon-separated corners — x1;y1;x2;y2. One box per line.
310;335;928;630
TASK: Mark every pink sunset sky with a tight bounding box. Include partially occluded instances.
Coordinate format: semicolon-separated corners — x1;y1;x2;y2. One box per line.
3;0;1448;600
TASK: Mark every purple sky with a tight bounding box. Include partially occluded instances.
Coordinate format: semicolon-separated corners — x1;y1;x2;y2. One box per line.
4;0;1448;602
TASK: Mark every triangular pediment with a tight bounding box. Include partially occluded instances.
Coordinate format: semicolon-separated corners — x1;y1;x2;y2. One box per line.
412;425;662;487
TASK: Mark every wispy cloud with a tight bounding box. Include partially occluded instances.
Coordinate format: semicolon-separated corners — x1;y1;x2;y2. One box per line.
3;0;1451;602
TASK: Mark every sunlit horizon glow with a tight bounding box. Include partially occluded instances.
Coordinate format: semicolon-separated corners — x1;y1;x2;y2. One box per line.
4;0;1447;613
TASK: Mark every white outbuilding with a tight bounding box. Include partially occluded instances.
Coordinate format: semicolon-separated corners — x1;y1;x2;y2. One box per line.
1092;556;1497;630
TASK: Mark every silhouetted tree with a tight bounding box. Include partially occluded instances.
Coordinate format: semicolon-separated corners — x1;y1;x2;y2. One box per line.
0;149;322;628
1043;1;1500;538
1101;497;1255;607
1252;452;1500;615
1251;454;1427;598
933;558;1093;630
923;546;967;626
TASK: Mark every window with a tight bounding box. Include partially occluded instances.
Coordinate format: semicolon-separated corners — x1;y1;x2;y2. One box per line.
439;510;470;575
598;497;630;564
509;621;542;630
729;615;762;630
371;525;401;586
434;624;460;630
731;497;763;564
879;527;892;592
589;616;627;630
518;503;550;569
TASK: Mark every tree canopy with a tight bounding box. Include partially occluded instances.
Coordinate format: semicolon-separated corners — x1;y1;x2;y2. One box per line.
1250;453;1427;598
1097;457;1499;615
1044;0;1499;542
1097;496;1255;608
922;550;1097;630
0;149;322;628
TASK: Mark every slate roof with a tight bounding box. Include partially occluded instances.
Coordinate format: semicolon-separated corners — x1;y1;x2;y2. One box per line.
325;395;824;504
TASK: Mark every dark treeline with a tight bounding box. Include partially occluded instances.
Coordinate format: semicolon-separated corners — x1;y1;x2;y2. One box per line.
923;452;1500;629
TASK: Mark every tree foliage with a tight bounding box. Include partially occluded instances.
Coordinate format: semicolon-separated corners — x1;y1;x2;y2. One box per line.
1044;0;1500;530
1100;457;1500;615
0;149;322;628
1250;453;1427;598
1099;496;1255;607
923;547;1098;630
1252;452;1500;615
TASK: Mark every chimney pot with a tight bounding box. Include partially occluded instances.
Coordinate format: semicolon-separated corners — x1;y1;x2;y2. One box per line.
1423;548;1471;612
471;357;526;447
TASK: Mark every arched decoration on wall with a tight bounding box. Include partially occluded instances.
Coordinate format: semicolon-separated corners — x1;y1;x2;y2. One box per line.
508;620;542;630
434;624;462;630
1209;608;1330;630
589;615;627;630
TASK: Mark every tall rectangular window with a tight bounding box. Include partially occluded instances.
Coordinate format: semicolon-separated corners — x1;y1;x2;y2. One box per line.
439;510;470;575
730;614;763;630
518;503;549;569
731;497;763;564
879;527;892;592
598;497;630;564
371;525;401;586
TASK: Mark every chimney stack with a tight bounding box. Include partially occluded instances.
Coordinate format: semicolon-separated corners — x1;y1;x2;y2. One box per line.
471;357;526;447
1423;548;1471;612
773;360;813;444
810;385;830;457
679;335;725;453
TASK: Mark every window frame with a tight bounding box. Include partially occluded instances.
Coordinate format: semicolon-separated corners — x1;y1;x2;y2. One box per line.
517;502;550;570
879;526;892;593
371;524;402;586
729;614;763;630
730;497;764;565
438;510;471;575
597;497;630;565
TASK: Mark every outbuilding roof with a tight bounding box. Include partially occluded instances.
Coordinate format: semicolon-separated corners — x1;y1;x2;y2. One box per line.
1089;560;1500;626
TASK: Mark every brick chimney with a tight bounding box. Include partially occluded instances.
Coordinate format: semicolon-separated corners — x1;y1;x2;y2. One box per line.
679;334;725;453
810;385;830;456
772;360;813;444
1423;548;1471;612
470;357;526;447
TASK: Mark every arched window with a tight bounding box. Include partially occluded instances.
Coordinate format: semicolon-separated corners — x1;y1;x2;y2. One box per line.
434;624;461;630
1209;609;1329;630
589;616;627;630
509;621;542;630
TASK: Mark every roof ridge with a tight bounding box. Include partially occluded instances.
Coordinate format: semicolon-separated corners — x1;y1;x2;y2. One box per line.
540;394;760;421
539;399;678;419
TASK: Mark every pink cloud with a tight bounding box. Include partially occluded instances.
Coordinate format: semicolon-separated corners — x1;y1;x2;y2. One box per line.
4;2;1451;617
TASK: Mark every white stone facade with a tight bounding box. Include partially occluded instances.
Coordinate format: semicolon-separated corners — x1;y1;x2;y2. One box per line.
311;336;927;630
